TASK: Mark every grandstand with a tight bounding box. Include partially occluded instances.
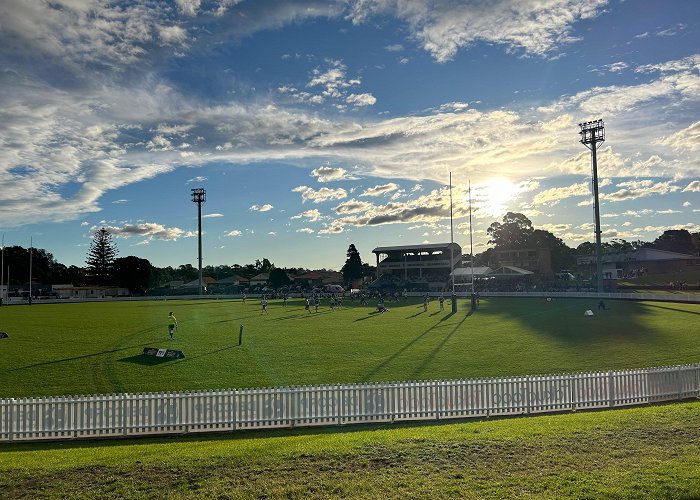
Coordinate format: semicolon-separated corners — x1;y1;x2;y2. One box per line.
372;243;461;291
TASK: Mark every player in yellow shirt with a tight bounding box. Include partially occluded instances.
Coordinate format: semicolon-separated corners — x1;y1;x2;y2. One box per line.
168;312;178;340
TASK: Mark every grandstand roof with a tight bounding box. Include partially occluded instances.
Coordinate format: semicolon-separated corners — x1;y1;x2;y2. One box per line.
372;243;461;254
451;267;492;277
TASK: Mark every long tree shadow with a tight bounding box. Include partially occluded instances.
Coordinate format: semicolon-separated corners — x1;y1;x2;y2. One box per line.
10;340;162;371
411;315;469;378
273;310;335;321
642;302;700;316
362;321;446;382
472;297;660;345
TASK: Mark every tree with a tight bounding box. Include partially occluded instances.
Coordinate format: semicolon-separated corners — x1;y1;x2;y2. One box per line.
254;258;274;273
651;229;695;255
113;256;151;294
269;268;291;288
85;228;118;285
487;212;534;248
529;229;575;271
341;244;363;284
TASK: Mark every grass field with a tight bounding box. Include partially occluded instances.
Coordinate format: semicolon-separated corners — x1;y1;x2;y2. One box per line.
1;297;699;398
1;401;699;498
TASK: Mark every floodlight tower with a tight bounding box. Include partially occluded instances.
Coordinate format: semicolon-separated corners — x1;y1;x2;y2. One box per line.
191;188;206;295
579;119;605;293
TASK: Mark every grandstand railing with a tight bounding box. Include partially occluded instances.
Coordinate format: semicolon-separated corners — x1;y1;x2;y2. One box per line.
1;363;698;442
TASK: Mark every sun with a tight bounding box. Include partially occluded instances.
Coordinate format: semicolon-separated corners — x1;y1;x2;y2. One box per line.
473;178;522;218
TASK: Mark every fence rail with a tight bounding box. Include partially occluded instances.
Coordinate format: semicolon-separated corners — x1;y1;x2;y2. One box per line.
1;364;698;442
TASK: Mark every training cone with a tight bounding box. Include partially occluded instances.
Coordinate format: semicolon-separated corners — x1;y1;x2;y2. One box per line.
584;310;594;316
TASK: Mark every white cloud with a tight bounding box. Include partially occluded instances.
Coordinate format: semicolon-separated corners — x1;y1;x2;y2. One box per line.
310;166;349;182
347;0;609;61
187;176;208;184
602;181;679;201
112;199;128;204
360;183;400;197
94;222;195;241
333;199;375;214
660;121;700;151
602;62;628;73
682;180;700;192
249;204;274;212
226;229;242;237
292;185;348;203
175;0;201;16
296;227;315;234
346;93;377;106
158;25;188;45
385;44;404;52
291;209;322;221
538;223;572;232
532;181;590;206
683;201;692;207
203;213;224;218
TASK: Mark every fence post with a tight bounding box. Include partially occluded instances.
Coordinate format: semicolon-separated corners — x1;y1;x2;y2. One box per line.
608;371;615;408
435;382;441;421
525;377;531;415
8;399;15;442
122;394;128;437
677;366;683;401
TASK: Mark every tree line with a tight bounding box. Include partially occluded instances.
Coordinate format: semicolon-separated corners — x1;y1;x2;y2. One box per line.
3;217;698;292
479;212;700;270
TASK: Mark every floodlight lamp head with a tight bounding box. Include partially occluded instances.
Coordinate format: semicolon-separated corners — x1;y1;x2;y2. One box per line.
578;118;605;145
191;188;206;204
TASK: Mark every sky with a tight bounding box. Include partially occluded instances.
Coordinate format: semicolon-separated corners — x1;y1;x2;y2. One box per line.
1;0;699;272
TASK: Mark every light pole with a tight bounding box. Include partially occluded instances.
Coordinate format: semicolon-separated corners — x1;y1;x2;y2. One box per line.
191;188;206;295
579;119;605;293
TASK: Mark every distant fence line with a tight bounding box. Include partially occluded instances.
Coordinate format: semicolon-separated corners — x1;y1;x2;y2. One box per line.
4;291;700;305
1;364;698;443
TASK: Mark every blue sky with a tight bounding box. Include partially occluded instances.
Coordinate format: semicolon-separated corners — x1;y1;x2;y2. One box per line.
0;0;699;271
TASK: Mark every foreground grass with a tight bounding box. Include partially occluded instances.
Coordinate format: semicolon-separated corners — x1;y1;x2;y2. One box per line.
1;401;699;498
1;297;699;397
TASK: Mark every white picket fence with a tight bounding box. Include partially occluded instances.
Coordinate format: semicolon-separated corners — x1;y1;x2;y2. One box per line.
1;364;698;442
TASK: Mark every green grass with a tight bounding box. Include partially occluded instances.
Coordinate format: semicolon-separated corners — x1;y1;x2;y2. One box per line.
618;268;700;287
1;401;699;498
1;297;699;398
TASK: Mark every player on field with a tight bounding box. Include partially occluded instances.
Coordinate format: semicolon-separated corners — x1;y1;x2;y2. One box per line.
168;312;178;340
439;294;445;311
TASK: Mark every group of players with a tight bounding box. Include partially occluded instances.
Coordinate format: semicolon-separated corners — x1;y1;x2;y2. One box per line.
165;291;468;339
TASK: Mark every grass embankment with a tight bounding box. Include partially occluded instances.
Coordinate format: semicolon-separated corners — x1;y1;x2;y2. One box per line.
1;401;699;498
1;298;699;398
617;269;700;290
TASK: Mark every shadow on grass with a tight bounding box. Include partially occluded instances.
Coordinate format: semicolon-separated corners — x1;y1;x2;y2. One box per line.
117;354;179;366
354;311;386;322
411;314;468;378
473;297;659;345
362;320;446;382
167;345;240;364
10;344;160;371
273;311;335;321
642;302;700;316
